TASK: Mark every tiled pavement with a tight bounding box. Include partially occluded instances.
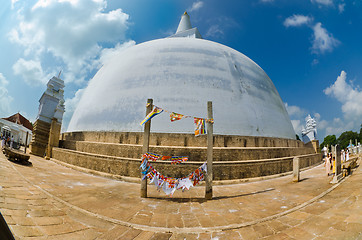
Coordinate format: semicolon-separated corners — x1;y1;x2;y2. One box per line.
0;151;361;239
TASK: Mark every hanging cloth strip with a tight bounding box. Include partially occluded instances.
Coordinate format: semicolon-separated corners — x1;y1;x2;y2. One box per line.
146;104;214;124
140;106;164;126
140;157;207;196
170;112;185;122
142;152;188;164
194;117;206;136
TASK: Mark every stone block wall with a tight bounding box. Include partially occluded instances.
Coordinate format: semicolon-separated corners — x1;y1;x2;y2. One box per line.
59;140;315;162
30;119;51;157
52;148;321;180
61;131;305;148
53;131;321;181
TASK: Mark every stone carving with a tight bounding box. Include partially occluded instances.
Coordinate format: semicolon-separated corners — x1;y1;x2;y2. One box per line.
301;114;317;144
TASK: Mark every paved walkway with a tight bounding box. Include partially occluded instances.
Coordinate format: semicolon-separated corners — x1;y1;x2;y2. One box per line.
0;151;361;239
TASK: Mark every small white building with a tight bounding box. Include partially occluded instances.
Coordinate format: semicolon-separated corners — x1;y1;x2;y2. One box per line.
0;113;33;146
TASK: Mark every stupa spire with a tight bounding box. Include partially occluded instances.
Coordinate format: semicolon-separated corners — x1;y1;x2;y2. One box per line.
176;11;192;33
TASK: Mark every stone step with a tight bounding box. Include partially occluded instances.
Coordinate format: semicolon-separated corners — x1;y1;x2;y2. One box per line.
52;147;322;180
61;131;305;148
59;140;315;162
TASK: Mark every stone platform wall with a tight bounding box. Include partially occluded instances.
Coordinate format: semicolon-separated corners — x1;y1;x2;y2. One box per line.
61;131;305;148
52;148;321;180
54;131;321;180
59;140;315;162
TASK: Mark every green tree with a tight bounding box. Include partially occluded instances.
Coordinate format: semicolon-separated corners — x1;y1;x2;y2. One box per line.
320;135;337;151
337;131;359;149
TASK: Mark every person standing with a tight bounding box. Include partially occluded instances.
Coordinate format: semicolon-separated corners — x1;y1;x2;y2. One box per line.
325;153;331;176
346;149;350;161
341;149;345;162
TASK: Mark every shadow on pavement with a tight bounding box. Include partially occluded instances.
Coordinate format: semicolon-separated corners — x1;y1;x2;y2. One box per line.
8;158;33;167
148;188;275;203
0;212;15;240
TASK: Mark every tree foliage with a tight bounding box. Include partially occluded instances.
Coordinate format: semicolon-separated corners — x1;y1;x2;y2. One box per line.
320;124;362;150
320;135;337;151
338;131;359;149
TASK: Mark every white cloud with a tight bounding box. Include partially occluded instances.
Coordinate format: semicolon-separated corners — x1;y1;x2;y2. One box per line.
188;1;204;12
311;22;340;54
324;70;362;118
9;0;131;84
291;119;303;135
283;15;312;27
205;16;238;39
62;88;85;132
284;103;307;135
11;0;20;9
324;118;355;137
311;0;333;6
0;73;13;116
12;58;50;85
312;58;319;65
322;71;362;138
285;102;305;117
98;40;135;66
205;25;223;38
338;3;345;13
283;15;340;55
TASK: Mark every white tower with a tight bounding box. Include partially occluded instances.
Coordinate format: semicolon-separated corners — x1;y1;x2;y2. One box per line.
30;76;65;157
302;114;317;143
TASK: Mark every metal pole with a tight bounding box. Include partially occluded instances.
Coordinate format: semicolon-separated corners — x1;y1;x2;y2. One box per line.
141;99;153;198
205;101;213;200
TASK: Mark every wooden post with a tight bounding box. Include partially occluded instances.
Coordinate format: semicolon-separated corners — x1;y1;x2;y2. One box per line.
205;101;213;200
24;131;29;154
141;99;153;198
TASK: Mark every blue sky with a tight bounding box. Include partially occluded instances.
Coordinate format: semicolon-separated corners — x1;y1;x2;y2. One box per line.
0;0;361;140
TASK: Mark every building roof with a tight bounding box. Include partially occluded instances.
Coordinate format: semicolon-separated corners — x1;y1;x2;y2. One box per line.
3;113;33;131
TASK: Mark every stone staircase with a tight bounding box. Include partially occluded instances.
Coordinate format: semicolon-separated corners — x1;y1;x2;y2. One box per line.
52;132;321;180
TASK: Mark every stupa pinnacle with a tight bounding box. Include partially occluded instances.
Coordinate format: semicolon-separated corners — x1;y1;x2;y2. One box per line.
176;11;192;33
170;11;202;39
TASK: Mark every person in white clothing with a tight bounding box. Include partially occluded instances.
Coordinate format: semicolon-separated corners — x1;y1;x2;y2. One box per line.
346;149;349;161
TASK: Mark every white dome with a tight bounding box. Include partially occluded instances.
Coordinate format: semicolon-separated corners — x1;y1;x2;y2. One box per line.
68;37;295;139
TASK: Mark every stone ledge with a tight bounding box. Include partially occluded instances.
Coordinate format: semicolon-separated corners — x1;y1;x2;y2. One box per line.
59;140;315;161
61;131;305;148
54;147;319;164
52;147;321;180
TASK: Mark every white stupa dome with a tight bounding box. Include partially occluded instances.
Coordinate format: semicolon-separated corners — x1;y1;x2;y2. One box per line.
68;13;295;139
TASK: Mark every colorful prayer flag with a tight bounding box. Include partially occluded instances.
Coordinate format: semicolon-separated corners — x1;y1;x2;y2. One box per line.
170;112;184;122
140;106;163;126
194;118;206;136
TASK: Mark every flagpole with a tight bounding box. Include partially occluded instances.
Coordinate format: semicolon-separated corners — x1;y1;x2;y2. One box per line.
205;101;213;200
141;98;153;198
